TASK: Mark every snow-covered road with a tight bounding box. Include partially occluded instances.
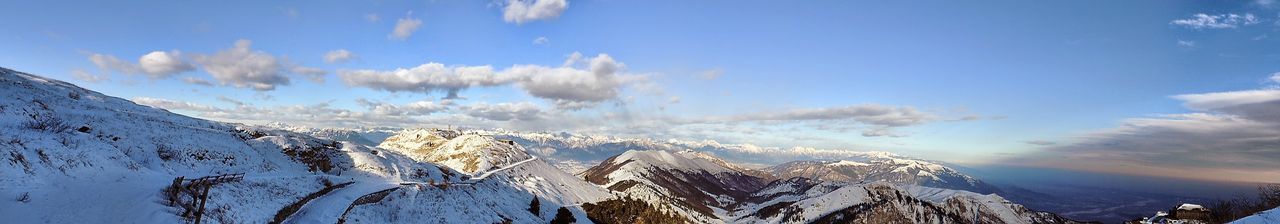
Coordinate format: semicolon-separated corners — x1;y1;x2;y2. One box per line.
280;157;539;223
283;181;398;224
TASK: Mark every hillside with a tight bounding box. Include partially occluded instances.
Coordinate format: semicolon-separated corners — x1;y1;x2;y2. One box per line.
581;149;772;223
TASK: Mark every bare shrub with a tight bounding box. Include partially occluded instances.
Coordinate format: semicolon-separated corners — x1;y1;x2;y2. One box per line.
1208;184;1280;223
24;114;71;133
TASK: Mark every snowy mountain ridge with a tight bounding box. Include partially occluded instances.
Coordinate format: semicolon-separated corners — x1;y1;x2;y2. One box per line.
767;157;1001;194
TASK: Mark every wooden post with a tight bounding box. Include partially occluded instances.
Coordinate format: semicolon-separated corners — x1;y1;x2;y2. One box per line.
194;183;211;224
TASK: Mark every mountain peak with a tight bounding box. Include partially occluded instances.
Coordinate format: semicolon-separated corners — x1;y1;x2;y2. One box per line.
378;128;531;174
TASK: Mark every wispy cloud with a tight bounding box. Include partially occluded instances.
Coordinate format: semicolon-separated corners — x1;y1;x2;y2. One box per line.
389;13;422;40
699;68;723;80
323;49;355;64
191;39;325;91
1170;13;1261;29
1177;40;1196;47
70;69;107;83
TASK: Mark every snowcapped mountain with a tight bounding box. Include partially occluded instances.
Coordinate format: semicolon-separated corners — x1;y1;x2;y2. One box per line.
734;178;1083;224
581;149;772;223
767;156;1001;194
0;67;607;223
271;124;394;147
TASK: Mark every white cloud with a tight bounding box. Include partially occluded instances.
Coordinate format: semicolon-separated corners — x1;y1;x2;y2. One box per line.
338;63;511;98
280;7;299;18
355;98;448;116
507;53;642;109
1271;72;1280;83
133;97;221;112
89;50;194;79
1170;13;1261;29
216;96;246;106
1177;40;1196;47
502;0;568;24
339;52;644;109
138;51;195;78
532;36;550;45
365;13;380;22
1257;0;1276;7
460;102;542;121
672;104;940;138
89;53;139;74
1024;140;1057;146
721;104;936;127
699;68;723;80
183;77;214;86
389;14;423;40
192;39;324;91
324;49;355;64
133;97;422;128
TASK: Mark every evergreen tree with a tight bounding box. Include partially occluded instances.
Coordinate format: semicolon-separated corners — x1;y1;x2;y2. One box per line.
528;197;541;216
550;207;576;224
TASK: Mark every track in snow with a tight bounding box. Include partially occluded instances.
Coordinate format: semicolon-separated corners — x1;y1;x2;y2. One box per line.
282;181;398;224
465;156;538;183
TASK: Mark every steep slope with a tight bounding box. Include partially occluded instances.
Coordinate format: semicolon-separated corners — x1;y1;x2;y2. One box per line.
734;178;1083;224
768;156;1000;194
581;149;772;223
0;67;606;224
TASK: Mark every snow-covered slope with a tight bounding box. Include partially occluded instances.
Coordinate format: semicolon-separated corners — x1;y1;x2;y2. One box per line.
0;67;608;224
0;66;373;223
768;156;1000;194
734;178;1082;224
580;149;774;223
1232;206;1280;224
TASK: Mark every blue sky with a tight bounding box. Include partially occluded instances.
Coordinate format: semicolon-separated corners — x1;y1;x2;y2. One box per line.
4;0;1280;182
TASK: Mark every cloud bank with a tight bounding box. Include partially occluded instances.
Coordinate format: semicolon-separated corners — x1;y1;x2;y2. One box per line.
1020;73;1280;183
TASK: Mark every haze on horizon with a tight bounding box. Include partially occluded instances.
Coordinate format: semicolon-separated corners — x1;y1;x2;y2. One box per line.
3;0;1279;184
